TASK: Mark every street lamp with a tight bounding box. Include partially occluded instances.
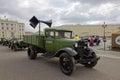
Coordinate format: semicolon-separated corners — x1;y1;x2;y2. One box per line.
102;22;107;50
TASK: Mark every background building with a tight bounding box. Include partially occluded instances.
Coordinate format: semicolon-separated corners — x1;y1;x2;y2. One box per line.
0;19;24;39
56;24;120;38
24;31;33;35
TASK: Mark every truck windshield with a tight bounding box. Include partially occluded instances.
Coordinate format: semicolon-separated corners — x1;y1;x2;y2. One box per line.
55;31;72;39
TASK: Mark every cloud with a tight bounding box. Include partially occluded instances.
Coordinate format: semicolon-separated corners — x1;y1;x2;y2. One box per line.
89;3;115;16
67;0;120;6
0;0;120;32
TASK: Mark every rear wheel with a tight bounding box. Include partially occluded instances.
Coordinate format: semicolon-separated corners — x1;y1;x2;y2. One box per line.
11;45;13;50
13;45;17;51
59;53;76;75
8;45;10;48
27;46;37;60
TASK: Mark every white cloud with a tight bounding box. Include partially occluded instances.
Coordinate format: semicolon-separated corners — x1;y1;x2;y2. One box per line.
89;3;115;16
80;13;90;18
18;0;30;8
0;0;120;32
86;21;103;25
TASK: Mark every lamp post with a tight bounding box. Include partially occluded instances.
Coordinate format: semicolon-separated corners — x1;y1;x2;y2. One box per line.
102;22;107;50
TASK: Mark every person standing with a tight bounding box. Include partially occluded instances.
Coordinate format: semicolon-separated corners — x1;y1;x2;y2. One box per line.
74;35;79;41
89;36;94;46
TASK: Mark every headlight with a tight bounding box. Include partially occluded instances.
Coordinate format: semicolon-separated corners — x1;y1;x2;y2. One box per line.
84;46;87;49
13;41;17;43
74;42;78;47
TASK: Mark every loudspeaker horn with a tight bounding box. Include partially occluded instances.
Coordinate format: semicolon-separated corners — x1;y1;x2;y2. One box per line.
40;19;52;27
29;16;52;28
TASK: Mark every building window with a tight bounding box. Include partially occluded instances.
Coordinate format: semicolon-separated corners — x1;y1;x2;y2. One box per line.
1;23;4;25
6;23;8;26
11;27;13;30
11;32;15;38
2;35;4;38
7;27;9;30
11;24;13;26
2;27;4;30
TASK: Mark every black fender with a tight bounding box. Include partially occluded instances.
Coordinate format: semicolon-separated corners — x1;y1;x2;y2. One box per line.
55;47;77;57
84;47;99;58
86;47;94;52
84;47;95;54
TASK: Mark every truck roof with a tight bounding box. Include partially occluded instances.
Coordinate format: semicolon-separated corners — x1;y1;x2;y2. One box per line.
45;28;72;32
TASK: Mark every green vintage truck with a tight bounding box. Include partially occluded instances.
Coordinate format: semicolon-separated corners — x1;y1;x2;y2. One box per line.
23;28;100;75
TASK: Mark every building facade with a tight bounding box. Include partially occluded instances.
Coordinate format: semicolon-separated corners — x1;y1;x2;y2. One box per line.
56;24;120;38
0;19;24;39
24;31;33;35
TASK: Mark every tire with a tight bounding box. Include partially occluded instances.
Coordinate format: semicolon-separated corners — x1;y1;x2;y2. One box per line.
27;46;37;60
8;43;11;48
13;45;17;51
59;53;76;75
8;45;10;48
84;53;98;68
11;45;13;50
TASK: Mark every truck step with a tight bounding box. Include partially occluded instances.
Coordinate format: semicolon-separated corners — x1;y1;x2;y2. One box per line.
41;53;54;58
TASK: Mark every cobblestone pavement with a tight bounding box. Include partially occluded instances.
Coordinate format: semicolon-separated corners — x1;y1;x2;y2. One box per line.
0;44;120;80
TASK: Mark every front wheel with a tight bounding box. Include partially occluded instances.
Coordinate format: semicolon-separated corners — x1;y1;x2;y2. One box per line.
27;46;37;60
84;53;98;68
59;53;76;75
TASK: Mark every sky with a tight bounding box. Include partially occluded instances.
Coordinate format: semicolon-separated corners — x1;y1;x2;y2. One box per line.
0;0;120;32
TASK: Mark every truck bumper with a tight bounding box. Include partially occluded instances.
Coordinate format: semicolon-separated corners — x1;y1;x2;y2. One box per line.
79;56;100;63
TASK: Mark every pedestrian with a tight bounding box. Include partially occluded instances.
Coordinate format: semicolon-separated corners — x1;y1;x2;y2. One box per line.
89;36;94;46
74;35;79;41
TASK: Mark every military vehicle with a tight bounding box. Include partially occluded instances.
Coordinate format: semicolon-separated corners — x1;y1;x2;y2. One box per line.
24;28;100;75
23;16;100;75
0;38;3;44
2;38;9;46
8;38;17;48
10;38;28;51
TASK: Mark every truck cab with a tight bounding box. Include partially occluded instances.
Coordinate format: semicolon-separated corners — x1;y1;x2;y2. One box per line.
45;28;75;54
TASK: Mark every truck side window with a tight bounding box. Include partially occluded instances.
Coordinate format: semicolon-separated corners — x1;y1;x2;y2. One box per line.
46;31;54;38
55;31;65;38
46;32;50;37
50;31;54;37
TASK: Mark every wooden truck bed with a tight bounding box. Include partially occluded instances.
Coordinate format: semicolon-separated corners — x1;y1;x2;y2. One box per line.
23;35;45;49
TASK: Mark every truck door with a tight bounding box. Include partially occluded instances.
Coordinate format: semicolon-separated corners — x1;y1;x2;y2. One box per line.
45;31;54;53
